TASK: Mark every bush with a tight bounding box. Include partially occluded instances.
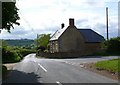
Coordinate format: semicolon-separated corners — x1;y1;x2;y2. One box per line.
101;37;120;54
9;46;36;58
2;65;7;76
2;45;36;63
18;49;36;57
37;46;46;52
2;47;21;63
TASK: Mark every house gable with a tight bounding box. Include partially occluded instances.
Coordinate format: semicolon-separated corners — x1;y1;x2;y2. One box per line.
50;27;67;41
58;25;85;52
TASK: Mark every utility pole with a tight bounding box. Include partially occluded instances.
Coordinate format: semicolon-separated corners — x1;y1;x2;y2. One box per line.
36;34;39;57
118;2;120;37
106;7;109;40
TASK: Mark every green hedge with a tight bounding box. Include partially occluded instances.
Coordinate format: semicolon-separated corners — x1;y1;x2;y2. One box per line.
2;46;36;63
101;37;120;54
2;47;21;63
2;65;7;76
18;49;36;57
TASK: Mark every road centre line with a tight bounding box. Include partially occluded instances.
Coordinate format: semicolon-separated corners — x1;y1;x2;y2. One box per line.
33;61;36;63
32;61;47;72
56;81;62;85
38;63;47;72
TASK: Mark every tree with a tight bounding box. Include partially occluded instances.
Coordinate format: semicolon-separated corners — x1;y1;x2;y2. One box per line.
36;34;50;51
37;46;46;52
101;37;120;54
2;2;20;32
0;39;8;48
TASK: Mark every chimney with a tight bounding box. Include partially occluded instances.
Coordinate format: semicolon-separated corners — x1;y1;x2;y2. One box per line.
69;18;74;26
61;23;64;29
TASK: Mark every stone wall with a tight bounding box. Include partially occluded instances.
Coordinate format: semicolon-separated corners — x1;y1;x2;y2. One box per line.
38;51;85;58
84;43;101;54
38;43;102;58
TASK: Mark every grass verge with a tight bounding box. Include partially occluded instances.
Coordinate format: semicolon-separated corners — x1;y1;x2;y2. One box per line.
95;59;120;73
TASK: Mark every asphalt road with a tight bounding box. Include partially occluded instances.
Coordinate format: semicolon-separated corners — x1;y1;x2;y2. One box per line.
3;54;118;84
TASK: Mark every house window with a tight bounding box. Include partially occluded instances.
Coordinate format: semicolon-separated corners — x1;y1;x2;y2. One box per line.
55;43;58;52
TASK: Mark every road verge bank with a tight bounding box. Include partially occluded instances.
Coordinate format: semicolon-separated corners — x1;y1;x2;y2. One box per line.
82;59;119;80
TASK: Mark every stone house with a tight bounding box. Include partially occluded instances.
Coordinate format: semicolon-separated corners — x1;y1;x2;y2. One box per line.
49;18;104;54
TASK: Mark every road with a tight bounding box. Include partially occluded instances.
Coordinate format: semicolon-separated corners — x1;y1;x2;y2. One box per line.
3;54;118;84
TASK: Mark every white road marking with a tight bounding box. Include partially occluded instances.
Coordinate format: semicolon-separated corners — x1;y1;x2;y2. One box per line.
33;61;36;63
68;63;71;64
38;63;47;72
56;81;62;85
71;63;74;65
65;61;68;63
80;64;84;68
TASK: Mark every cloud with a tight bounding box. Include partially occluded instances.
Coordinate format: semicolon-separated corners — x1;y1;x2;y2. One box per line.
1;26;32;39
76;19;90;28
1;0;118;39
0;25;59;39
93;23;106;37
11;27;29;35
93;21;118;39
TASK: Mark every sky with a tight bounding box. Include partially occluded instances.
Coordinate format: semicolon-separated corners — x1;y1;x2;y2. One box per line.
0;0;119;39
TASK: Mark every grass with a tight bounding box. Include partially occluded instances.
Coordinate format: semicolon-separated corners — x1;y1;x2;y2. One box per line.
95;59;120;73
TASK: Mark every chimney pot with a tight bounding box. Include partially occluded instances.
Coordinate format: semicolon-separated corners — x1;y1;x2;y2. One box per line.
69;18;74;26
61;23;64;29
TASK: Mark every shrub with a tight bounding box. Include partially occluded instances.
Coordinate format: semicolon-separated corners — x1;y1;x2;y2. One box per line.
8;47;36;59
2;47;21;63
2;45;36;63
101;37;120;54
2;65;7;76
19;49;36;57
37;46;46;52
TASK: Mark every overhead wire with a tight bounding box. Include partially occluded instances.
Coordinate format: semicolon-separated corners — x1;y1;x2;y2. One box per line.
16;1;37;39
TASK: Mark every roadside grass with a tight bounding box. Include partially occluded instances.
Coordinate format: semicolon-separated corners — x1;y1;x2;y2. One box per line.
95;59;120;73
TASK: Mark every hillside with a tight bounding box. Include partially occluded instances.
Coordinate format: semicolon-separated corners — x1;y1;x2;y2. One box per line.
5;39;35;47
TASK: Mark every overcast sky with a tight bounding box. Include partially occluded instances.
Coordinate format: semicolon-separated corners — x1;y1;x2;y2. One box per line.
0;0;119;39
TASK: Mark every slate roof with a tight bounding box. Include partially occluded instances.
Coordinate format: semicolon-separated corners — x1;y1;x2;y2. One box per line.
78;29;104;43
50;27;104;42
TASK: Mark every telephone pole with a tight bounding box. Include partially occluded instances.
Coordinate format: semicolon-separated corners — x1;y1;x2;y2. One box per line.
36;34;39;57
106;7;109;40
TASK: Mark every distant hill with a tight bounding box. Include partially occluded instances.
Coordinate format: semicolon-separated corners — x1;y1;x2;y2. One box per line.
5;39;35;47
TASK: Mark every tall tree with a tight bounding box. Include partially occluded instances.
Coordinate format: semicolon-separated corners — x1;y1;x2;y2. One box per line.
36;34;50;50
2;2;20;32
